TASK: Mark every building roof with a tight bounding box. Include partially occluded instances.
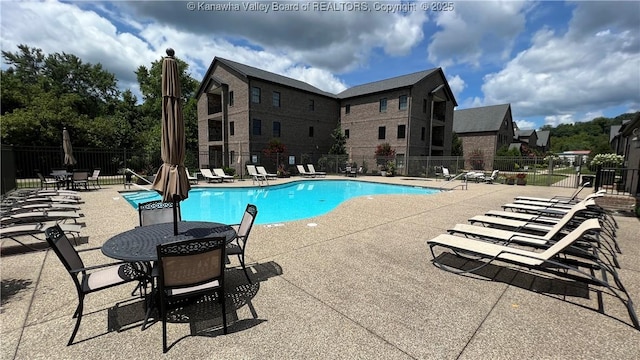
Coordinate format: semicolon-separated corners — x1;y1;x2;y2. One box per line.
610;125;622;142
536;130;550;147
196;58;458;106
453;104;511;133
196;57;336;99
515;129;535;138
336;69;436;98
559;150;591;155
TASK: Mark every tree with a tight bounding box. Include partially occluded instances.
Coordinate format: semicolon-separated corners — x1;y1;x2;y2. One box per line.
328;124;347;155
262;139;287;169
451;132;463;156
135;56;200;153
0;45;121;147
375;143;395;157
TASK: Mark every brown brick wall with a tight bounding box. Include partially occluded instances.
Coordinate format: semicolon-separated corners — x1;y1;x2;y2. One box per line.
198;62;339;172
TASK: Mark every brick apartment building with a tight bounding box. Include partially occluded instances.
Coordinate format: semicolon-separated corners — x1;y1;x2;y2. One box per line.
453;104;515;170
196;57;457;175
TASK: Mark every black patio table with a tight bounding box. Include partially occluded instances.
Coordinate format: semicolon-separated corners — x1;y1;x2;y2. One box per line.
102;221;237;262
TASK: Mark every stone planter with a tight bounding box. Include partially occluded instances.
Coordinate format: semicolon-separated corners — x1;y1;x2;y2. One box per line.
516;179;527;185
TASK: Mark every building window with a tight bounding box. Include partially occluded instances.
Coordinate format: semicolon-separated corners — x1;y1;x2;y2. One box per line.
309;99;315;111
273;121;281;137
229;121;235;136
208;120;222;141
309;126;314;137
399;95;408;110
253;118;262;135
378;126;386;140
251;87;261;103
434;101;446;120
421;127;426;141
379;98;387;112
272;91;280;107
423;99;427;113
345;104;350;114
344;129;350;138
229;91;234;106
207;94;221;114
397;124;406;139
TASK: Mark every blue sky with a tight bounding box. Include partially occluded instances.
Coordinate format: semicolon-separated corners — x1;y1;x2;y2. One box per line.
1;1;639;130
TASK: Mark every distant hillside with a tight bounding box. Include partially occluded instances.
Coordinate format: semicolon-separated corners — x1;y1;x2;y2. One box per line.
540;112;637;155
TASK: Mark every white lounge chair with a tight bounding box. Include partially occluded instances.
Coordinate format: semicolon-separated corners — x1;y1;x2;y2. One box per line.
1;210;81;224
296;165;313;177
442;167;453;180
213;168;235;182
256;166;277;180
427;218;640;330
450;199;593;240
1;222;82;250
246;165;268;186
484;170;499;184
307;164;326;177
185;168;199;184
200;169;222;183
464;171;485;182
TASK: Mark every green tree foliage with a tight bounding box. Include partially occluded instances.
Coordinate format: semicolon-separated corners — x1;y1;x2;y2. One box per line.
1;45;121;147
543;115;630;156
451;132;463;156
328;124;347;155
135;56;200;153
0;45;200;162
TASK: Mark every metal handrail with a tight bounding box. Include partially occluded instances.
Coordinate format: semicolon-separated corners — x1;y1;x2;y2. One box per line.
439;172;468;190
124;168;153;191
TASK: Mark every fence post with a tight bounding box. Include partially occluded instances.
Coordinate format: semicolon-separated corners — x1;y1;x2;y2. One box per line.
594;165;602;191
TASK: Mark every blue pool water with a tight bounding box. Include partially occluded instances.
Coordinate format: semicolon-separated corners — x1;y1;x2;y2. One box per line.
122;180;439;225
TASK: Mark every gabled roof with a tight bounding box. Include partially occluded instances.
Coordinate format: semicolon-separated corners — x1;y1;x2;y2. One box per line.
453;104;511;133
515;129;535;138
337;69;437;98
610;125;622;142
509;143;522;151
196;57;458;106
536;130;550;147
196;57;336;99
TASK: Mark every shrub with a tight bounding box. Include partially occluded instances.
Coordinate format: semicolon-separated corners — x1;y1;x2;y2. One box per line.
589;153;624;168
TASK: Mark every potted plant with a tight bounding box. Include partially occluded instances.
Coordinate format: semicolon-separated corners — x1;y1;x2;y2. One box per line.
386;160;396;176
516;173;527;185
504;174;516;185
379;164;387;177
277;163;290;178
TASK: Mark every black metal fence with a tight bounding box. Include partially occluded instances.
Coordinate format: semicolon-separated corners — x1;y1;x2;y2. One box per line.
2;145;638;197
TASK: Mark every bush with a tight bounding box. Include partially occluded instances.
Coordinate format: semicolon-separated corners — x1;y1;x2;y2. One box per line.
589;153;624;168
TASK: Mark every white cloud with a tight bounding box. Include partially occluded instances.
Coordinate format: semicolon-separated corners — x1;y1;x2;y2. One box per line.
1;1;156;97
446;74;466;100
1;1;427;97
480;2;640;119
514;119;536;130
544;114;575;127
427;1;531;67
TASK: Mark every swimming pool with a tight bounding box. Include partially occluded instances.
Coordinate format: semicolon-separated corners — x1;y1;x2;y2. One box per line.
122;180;439;225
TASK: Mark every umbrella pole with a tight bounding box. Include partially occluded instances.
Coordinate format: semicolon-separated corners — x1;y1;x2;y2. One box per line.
173;196;178;236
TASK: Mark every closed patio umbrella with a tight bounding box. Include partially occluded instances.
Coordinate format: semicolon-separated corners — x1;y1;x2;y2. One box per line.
151;48;191;235
63;128;77;168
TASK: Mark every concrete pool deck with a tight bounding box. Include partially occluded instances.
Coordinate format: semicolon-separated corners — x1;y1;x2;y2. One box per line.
2;176;639;359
